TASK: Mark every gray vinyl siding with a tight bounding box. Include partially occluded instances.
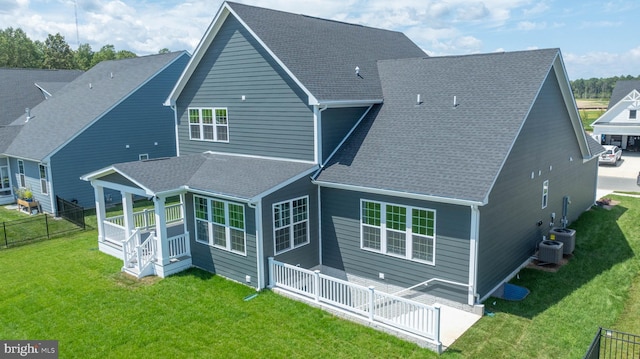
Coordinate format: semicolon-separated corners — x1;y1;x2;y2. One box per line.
476;69;597;298
262;176;319;270
48;54;188;209
184;193;259;287
175;15;315;161
321;187;471;303
321;107;369;162
9;158;52;212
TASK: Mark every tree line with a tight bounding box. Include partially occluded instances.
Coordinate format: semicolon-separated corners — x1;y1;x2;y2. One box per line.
571;75;640;100
1;26;637;99
0;27;170;71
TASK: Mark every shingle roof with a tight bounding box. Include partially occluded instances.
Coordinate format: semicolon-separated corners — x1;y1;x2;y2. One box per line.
316;49;561;204
4;52;188;161
168;2;426;106
0;68;82;125
608;80;640;108
107;153;317;200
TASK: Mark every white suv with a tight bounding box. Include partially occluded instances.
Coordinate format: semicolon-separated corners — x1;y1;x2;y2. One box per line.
600;145;622;165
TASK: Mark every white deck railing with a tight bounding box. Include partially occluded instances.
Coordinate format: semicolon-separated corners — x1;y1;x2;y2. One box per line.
104;221;126;244
268;258;441;347
167;232;190;259
105;203;184;230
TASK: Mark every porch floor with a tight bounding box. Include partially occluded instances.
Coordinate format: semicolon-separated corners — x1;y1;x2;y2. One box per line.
311;265;482;349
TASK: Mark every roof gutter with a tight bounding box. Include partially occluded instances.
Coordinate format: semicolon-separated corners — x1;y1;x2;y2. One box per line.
313;180;486;207
312;99;383;107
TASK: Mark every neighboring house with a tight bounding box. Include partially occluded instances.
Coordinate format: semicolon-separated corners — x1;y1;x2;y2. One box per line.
0;68;83;204
0;68;83;126
0;52;190;212
82;1;600;316
591;80;640;151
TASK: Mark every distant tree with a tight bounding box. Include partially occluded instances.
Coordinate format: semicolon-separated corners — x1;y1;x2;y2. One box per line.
571;75;640;99
0;27;42;68
43;33;74;69
158;48;170;54
115;50;137;59
90;44;116;67
74;43;93;70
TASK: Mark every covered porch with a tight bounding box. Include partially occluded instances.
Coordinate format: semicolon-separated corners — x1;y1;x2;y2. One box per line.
93;184;192;279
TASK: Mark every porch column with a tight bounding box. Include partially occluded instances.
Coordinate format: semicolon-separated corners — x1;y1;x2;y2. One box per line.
154;196;169;266
121;191;134;236
94;185;106;242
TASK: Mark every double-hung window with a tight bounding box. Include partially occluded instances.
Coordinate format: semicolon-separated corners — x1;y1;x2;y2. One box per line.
188;107;229;142
361;200;435;264
17;160;25;187
39;164;48;195
194;196;246;255
273;196;309;254
630;109;637;120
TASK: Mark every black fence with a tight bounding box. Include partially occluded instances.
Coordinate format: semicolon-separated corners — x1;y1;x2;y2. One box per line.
56;196;85;229
584;327;640;359
1;212;85;249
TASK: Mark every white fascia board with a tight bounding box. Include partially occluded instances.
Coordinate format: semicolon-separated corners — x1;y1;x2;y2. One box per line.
90;178;150;197
185;186;251;204
313;180;485;207
202;150;316;165
316;99;383;108
164;6;230;107
79;166;117;182
225;5;318;107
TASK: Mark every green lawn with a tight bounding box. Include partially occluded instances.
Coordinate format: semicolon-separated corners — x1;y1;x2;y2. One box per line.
1;195;640;358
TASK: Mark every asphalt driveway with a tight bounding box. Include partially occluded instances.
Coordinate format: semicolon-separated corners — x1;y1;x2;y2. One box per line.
597;151;640;199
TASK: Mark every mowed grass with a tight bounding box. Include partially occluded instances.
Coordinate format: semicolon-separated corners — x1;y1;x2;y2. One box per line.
2;195;640;358
576;98;607;132
444;194;640;358
0;231;431;358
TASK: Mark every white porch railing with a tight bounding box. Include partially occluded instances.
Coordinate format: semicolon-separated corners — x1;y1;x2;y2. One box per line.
105;203;184;231
104;221;126;244
167;232;190;259
268;258;441;350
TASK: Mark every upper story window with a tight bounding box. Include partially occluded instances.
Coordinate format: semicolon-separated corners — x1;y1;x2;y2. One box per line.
361;200;436;264
189;107;229;142
630;109;637;120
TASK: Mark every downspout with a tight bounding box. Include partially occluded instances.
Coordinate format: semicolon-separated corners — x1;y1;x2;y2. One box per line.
468;205;480;305
314;105;328;165
248;200;264;290
171;105;180;157
46;163;55;215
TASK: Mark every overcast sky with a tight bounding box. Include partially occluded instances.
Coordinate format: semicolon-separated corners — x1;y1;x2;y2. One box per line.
1;0;638;80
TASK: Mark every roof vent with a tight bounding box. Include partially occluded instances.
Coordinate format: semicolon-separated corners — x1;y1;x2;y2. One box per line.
355;66;360;76
25;108;34;122
110;72;113;79
416;94;422;105
453;95;459;108
89;83;92;89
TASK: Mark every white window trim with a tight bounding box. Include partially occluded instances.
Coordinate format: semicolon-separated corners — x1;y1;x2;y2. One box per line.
188;107;229;143
39;164;48;195
17;159;25;188
542;180;549;209
273;196;310;255
139;154;149;161
193;195;246;256
0;166;10;195
360;199;436;265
